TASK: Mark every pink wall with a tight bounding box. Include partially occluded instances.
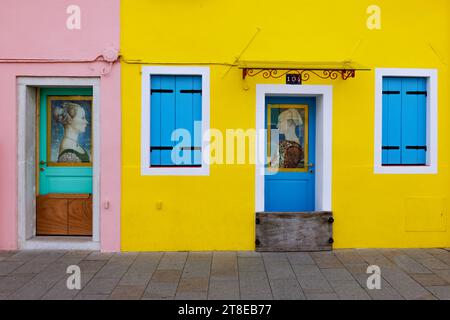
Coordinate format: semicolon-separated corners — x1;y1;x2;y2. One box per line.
0;0;121;252
0;0;120;60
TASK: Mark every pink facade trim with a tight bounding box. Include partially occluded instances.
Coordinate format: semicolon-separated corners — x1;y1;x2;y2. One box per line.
0;0;121;252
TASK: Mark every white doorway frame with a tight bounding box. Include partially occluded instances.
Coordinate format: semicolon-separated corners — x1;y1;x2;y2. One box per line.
255;84;333;212
17;77;101;250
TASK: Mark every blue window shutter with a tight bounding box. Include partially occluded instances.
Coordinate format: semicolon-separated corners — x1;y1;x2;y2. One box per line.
382;78;389;165
401;78;427;165
417;78;427;164
175;76;195;166
150;75;202;168
150;76;162;166
192;76;202;166
382;78;402;165
174;75;202;166
160;76;176;166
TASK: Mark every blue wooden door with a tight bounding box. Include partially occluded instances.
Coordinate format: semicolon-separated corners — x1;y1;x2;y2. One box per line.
265;97;316;212
39;88;93;195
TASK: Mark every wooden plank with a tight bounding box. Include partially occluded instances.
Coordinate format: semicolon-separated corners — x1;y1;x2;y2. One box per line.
46;193;90;199
36;195;68;236
68;195;93;236
255;212;333;252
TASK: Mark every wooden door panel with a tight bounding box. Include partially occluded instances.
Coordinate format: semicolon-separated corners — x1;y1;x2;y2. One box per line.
68;195;92;236
36;194;92;236
36;195;68;236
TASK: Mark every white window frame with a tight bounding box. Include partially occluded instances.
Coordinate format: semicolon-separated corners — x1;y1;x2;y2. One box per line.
374;68;438;175
141;66;210;176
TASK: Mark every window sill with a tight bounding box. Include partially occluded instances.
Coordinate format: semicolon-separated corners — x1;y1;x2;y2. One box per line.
141;166;210;176
374;165;437;175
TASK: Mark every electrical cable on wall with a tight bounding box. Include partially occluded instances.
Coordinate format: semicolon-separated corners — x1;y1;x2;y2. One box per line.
0;46;120;76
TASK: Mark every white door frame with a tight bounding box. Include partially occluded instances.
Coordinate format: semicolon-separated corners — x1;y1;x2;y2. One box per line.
255;84;333;212
17;77;101;250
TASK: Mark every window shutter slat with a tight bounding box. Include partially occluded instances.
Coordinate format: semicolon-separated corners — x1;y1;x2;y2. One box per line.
175;76;195;166
417;78;427;165
150;76;162;166
401;78;426;165
193;76;202;166
160;76;176;166
382;78;389;165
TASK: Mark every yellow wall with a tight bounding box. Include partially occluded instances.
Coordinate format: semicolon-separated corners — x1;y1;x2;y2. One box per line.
121;0;450;251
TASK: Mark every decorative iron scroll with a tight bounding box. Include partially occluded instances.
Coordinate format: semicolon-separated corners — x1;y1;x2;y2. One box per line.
242;68;357;81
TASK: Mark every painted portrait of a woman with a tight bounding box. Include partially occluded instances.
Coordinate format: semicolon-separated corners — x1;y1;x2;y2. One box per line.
270;107;306;169
50;99;92;164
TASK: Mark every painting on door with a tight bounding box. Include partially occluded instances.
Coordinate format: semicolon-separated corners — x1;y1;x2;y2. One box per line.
268;105;308;171
48;96;92;165
37;88;93;236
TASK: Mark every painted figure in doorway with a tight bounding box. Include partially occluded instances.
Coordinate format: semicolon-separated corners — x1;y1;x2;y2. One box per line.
52;102;91;163
270;108;305;169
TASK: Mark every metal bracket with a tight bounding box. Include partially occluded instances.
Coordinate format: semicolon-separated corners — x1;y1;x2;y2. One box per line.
242;68;359;81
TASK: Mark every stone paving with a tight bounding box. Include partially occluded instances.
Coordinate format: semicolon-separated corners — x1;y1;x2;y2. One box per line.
0;249;449;300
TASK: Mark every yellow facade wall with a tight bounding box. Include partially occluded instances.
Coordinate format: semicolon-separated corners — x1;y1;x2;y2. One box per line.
121;0;450;251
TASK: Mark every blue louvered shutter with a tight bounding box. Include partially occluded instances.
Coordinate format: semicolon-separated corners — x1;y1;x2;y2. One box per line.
401;78;427;165
150;75;162;166
382;78;402;165
150;75;176;166
192;76;202;166
382;77;427;166
150;75;202;167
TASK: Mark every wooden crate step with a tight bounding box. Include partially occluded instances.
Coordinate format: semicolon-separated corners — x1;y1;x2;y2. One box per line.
255;211;334;252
